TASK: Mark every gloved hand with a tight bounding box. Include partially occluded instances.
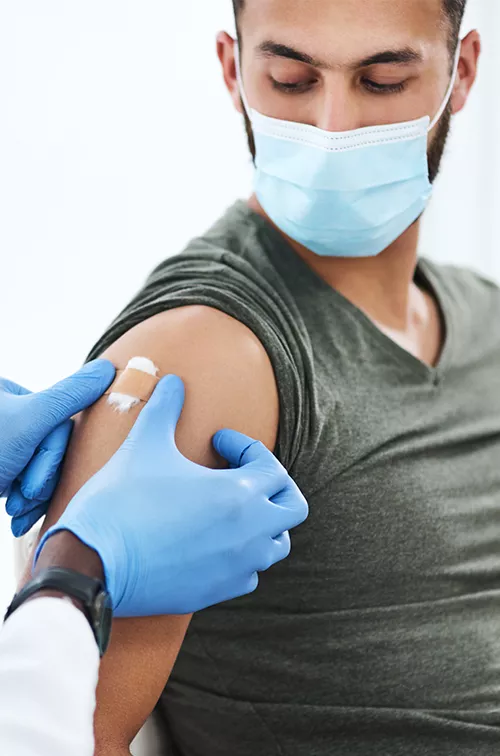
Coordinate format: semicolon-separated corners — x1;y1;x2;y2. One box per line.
35;374;309;617
1;360;116;537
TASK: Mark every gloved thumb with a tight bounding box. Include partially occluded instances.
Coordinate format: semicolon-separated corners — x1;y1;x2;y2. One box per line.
0;378;31;397
31;360;116;437
213;429;266;468
124;374;185;452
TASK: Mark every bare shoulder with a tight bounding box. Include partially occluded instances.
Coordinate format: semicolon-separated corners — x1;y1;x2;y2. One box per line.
99;304;280;465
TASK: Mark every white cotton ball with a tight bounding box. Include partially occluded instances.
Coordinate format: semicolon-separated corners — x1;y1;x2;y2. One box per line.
126;357;159;376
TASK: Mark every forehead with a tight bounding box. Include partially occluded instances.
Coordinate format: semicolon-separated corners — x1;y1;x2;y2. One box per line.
239;0;447;61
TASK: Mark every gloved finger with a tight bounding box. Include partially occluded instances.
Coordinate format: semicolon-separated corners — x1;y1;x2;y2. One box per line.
5;481;27;516
246;482;308;542
6;481;48;518
213;430;289;495
269;531;292;565
0;378;32;397
212;429;261;467
247;572;260;595
20;460;62;505
202;572;260;612
11;503;48;538
19;420;73;500
122;374;185;454
214;430;286;476
253;531;292;573
30;360;116;439
270;480;309;530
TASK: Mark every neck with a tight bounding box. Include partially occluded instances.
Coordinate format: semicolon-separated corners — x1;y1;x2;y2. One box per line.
248;194;424;332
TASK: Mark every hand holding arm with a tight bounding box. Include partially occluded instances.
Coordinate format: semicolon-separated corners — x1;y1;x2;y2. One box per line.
34;374;308;617
1;360;115;535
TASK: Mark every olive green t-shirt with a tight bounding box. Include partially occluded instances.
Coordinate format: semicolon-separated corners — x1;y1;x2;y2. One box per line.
87;201;500;755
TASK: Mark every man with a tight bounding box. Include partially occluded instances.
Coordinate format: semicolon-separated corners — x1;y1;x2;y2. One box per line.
17;1;498;754
1;363;307;755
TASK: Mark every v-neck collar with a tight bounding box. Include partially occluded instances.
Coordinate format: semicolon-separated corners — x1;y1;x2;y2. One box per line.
234;200;455;387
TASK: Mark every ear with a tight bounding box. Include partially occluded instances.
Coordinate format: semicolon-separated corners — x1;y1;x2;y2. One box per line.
216;32;243;115
450;30;481;115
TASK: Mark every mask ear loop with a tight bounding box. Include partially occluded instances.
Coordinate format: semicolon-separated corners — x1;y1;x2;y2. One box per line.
234;43;252;118
428;43;462;131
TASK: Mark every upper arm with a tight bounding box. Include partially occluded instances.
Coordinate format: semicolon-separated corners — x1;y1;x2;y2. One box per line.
23;305;279;752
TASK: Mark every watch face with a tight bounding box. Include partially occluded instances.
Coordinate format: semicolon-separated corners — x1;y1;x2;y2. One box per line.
94;591;113;656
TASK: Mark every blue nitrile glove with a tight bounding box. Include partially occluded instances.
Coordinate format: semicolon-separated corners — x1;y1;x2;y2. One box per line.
1;360;116;537
34;374;309;618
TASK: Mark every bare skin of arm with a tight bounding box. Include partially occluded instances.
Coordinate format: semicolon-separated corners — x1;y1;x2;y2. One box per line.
19;305;279;754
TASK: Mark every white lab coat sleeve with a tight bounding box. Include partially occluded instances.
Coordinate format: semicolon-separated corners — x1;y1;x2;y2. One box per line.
0;596;99;756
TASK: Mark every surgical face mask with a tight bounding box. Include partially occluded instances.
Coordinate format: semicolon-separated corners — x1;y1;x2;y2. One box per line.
235;46;460;258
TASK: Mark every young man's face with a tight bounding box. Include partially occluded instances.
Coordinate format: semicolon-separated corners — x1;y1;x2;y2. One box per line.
218;0;480;182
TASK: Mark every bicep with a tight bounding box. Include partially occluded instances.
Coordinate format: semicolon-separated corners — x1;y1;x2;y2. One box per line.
22;305;279;751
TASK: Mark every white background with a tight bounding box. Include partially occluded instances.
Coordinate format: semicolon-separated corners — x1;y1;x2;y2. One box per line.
0;0;496;614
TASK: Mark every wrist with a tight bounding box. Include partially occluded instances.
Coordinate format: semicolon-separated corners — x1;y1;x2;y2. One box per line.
5;566;113;656
34;530;105;584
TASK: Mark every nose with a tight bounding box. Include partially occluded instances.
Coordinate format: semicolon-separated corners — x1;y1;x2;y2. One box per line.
316;79;361;133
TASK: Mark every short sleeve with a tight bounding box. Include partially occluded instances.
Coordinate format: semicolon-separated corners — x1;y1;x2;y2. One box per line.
85;245;312;474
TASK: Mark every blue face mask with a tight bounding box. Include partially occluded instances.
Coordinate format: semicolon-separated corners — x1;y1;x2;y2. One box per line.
235;46;460;258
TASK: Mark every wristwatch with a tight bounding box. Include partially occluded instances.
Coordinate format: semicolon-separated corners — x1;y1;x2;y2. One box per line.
4;568;113;657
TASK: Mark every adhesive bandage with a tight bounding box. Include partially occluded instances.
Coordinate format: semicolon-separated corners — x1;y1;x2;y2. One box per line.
105;357;160;413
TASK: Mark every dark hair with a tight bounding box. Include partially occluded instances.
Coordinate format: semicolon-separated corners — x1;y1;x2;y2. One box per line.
443;0;467;51
232;0;466;52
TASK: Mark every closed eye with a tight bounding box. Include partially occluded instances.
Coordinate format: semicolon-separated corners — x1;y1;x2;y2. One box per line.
269;76;408;96
362;78;408;94
270;77;316;94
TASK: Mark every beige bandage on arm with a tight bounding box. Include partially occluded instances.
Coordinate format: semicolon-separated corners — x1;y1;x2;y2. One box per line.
105;356;160;413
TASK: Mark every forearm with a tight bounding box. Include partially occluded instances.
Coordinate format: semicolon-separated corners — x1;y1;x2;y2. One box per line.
94;613;191;752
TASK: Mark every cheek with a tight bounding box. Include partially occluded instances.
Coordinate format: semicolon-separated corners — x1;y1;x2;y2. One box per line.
368;77;445;129
242;73;289;119
242;61;318;123
246;71;360;130
424;65;457;120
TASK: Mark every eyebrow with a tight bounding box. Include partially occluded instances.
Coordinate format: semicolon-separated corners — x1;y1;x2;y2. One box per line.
358;48;423;67
256;41;423;70
257;41;325;68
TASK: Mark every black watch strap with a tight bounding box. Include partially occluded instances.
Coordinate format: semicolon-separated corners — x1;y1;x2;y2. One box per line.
4;568;113;657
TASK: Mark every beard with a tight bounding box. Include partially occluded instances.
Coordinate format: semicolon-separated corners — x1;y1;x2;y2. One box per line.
427;101;452;183
242;101;453;185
